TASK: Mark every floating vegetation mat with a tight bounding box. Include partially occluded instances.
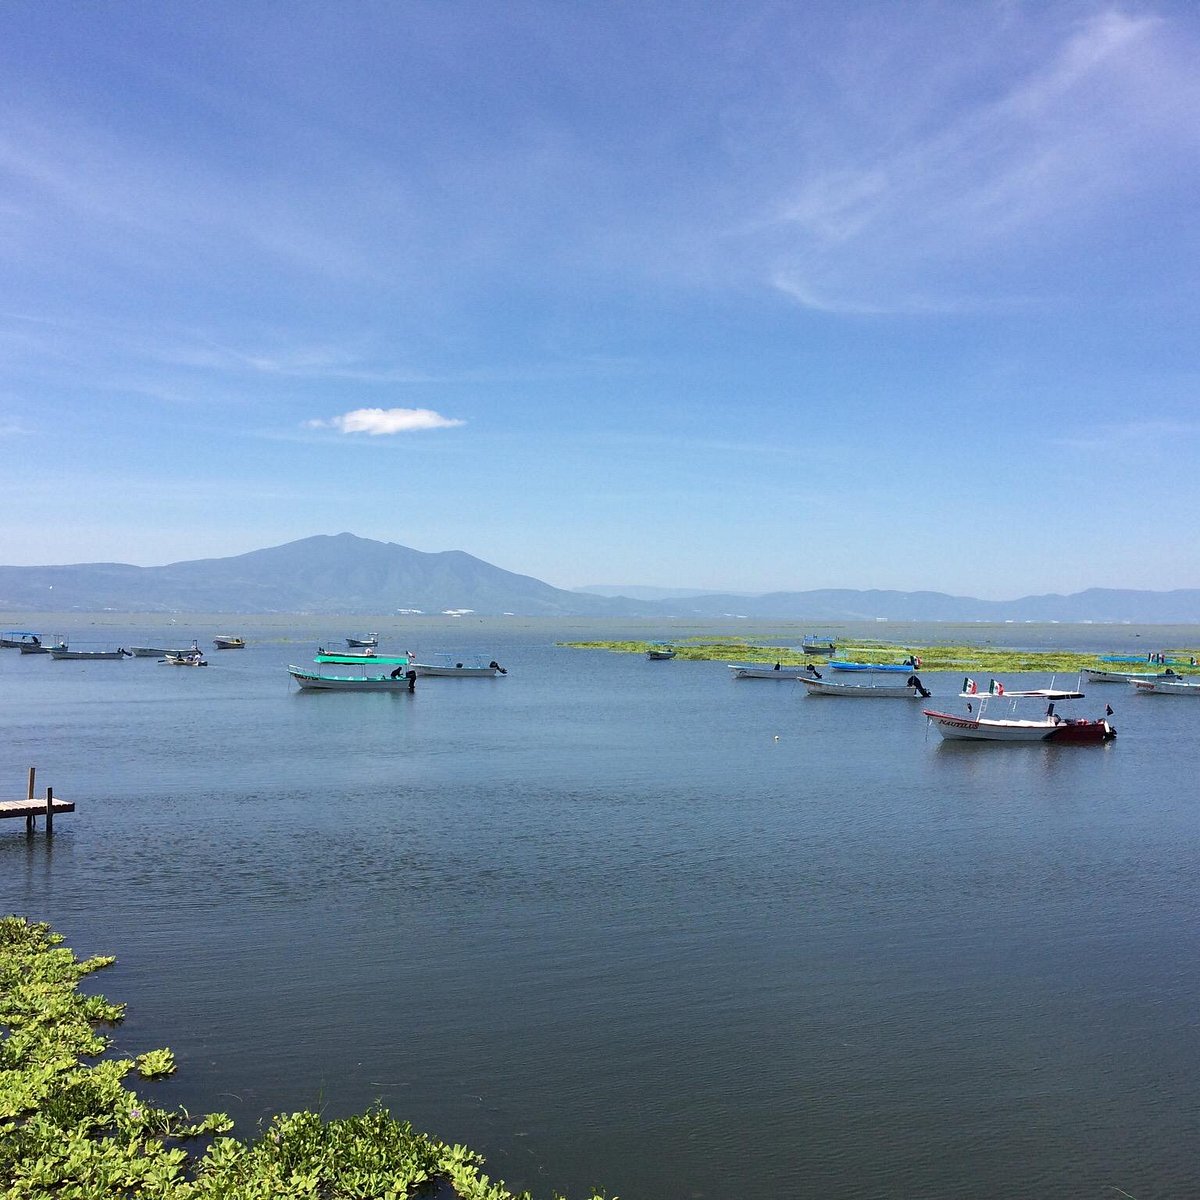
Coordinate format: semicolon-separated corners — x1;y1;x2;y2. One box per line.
561;637;1199;674
0;917;608;1199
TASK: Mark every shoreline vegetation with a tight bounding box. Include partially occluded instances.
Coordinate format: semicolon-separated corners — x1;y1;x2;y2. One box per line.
0;918;608;1200
560;638;1199;674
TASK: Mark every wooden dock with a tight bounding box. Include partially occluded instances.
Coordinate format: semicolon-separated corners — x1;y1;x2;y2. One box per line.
0;768;73;834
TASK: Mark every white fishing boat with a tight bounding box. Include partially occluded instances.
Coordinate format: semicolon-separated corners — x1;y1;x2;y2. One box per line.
213;635;246;649
1;631;42;649
289;653;416;691
345;633;379;648
801;636;837;656
728;663;817;680
162;651;207;666
1081;667;1178;684
801;673;930;698
923;680;1116;743
19;635;68;655
49;648;130;661
130;640;201;658
1128;677;1200;696
411;654;507;677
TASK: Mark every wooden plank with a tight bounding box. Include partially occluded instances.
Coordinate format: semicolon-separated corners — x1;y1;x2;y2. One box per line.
0;799;75;818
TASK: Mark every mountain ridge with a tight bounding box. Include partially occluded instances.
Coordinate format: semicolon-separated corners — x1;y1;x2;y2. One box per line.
0;533;1197;621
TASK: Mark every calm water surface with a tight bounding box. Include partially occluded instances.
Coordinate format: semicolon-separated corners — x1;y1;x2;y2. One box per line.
3;617;1199;1199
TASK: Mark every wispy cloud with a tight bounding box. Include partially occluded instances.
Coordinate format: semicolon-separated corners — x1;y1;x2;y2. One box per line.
760;8;1200;313
305;407;466;435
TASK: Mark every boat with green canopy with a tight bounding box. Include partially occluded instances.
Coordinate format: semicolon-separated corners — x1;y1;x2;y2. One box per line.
289;653;416;691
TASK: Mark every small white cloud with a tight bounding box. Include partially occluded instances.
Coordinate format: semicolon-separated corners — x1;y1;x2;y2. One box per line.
306;407;466;435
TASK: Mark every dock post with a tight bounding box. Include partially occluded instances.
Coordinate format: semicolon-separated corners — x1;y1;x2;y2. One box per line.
26;767;35;834
45;786;54;835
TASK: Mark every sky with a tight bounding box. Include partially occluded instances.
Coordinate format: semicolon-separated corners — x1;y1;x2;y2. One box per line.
2;0;1198;599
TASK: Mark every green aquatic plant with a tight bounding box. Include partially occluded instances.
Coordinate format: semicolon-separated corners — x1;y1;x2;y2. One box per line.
0;916;611;1200
561;638;1199;675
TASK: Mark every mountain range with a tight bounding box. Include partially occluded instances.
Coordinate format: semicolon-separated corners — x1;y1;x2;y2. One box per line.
0;533;1196;622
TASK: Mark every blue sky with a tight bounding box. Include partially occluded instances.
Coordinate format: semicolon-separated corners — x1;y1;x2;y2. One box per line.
2;1;1197;599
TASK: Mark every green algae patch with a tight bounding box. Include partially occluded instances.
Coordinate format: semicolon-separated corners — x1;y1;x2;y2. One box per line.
561;638;1199;674
0;916;611;1200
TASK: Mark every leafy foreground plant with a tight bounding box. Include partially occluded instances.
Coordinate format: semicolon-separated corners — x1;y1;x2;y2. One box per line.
0;917;610;1200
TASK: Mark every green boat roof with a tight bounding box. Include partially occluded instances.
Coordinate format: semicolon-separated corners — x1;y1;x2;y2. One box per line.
314;653;410;665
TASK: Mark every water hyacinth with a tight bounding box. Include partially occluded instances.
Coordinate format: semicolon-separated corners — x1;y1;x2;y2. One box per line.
0;916;613;1199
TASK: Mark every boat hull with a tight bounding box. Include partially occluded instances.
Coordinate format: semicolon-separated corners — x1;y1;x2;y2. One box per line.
923;710;1115;742
49;650;128;661
289;667;415;691
827;660;914;673
802;678;924;698
412;664;502;677
1082;668;1171;684
729;665;814;680
1129;679;1200;696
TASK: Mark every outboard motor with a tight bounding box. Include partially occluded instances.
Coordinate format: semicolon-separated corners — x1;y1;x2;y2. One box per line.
489;660;507;674
907;674;931;698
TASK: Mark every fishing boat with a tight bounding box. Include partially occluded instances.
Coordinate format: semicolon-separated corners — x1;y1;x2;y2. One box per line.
801;636;837;656
345;634;379;648
1128;677;1200;696
410;654;507;677
1082;667;1179;684
1;631;42;649
647;643;677;660
802;673;930;698
162;651;207;666
728;663;818;680
212;636;246;649
19;635;68;655
923;680;1116;743
130;641;201;658
289;653;416;691
49;648;130;661
828;658;919;673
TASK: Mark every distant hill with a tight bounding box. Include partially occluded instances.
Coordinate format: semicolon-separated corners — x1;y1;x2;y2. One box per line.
0;534;1196;621
0;533;652;616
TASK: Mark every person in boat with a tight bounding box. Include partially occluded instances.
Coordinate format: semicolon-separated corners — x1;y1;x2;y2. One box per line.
31;635;40;646
806;664;822;679
773;661;782;671
390;665;406;679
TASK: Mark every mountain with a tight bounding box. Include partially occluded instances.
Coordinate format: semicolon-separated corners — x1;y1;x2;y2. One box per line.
0;534;1196;621
0;533;653;617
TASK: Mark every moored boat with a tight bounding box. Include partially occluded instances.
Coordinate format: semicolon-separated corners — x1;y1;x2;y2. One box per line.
647;643;677;660
49;648;131;661
923;681;1115;743
411;654;507;677
289;655;416;691
1;631;42;649
801;636;837;656
1128;677;1200;696
802;673;930;698
19;636;68;655
213;636;246;649
130;641;202;658
1082;667;1179;684
345;634;379;648
729;663;818;680
828;657;920;673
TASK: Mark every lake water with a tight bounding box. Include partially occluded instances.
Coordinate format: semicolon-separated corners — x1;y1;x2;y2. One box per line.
3;616;1199;1199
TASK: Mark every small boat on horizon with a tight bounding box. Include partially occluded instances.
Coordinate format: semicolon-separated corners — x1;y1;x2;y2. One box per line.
213;636;246;649
801;636;837;656
647;643;677;660
19;635;68;655
130;641;201;658
1;631;42;649
345;633;379;648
